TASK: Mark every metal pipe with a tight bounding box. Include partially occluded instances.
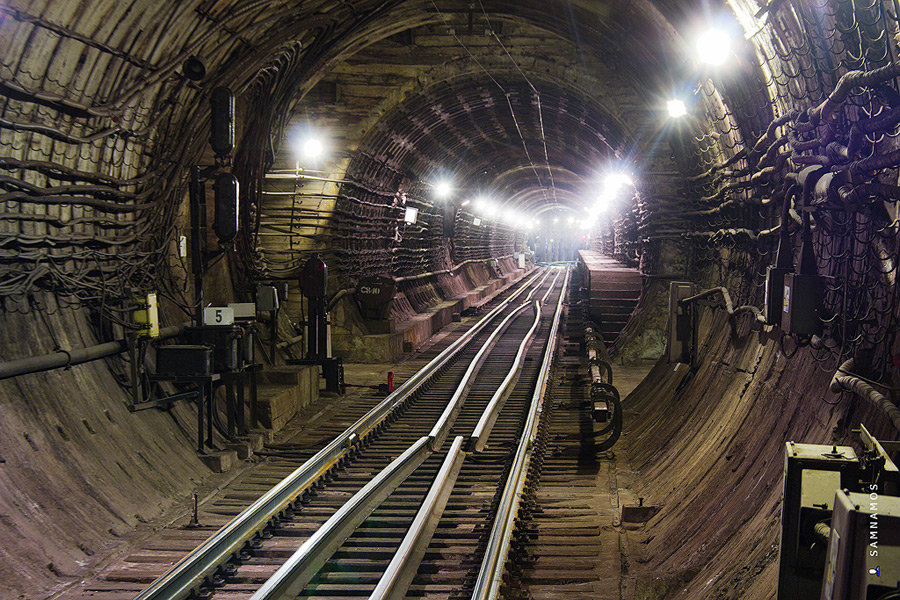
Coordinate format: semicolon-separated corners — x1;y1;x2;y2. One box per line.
0;323;186;381
326;287;355;312
679;287;765;325
830;359;900;432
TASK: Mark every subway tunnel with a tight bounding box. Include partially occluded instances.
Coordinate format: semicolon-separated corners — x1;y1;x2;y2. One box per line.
2;1;900;599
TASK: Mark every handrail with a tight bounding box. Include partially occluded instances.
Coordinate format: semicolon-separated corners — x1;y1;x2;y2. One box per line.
369;436;467;600
133;271;543;600
470;267;570;600
250;437;432;600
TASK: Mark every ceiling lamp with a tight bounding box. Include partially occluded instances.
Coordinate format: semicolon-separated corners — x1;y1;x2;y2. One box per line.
667;99;687;118
696;28;732;66
434;179;453;199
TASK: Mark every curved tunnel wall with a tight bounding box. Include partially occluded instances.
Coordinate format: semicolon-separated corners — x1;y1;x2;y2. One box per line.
1;0;900;598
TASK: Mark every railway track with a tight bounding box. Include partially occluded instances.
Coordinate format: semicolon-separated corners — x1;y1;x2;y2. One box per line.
89;266;569;600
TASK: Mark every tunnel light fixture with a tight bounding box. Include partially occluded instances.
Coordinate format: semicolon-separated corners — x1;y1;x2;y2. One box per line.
291;129;327;164
303;138;324;159
696;28;732;66
604;173;634;195
473;217;482;226
460;199;470;207
667;99;688;118
474;196;498;219
434;179;453;200
404;206;418;224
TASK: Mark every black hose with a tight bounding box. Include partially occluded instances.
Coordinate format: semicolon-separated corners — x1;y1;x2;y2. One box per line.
0;323;186;381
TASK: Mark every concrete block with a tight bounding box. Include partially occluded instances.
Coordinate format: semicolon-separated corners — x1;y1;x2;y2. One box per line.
621;503;659;523
249;428;274;444
224;442;253;460
199;450;237;473
242;432;267;451
254;365;320;433
255;385;300;432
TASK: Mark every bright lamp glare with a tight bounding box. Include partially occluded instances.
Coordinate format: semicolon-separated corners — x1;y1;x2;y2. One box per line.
667;99;687;118
303;138;324;158
605;173;634;195
697;29;731;66
475;197;498;218
434;180;453;199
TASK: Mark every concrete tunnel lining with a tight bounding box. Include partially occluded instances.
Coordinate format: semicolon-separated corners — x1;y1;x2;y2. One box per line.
1;0;900;598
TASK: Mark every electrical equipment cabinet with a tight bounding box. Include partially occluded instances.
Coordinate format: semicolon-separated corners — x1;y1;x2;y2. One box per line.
778;443;859;599
157;345;212;377
821;491;900;600
666;281;695;364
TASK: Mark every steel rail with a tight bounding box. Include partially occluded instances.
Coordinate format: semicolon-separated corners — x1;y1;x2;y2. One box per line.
133;271;544;600
368;435;467;600
250;437;433;600
426;269;552;452
428;300;533;451
250;280;552;600
470;267;570;600
470;271;560;452
468;300;541;452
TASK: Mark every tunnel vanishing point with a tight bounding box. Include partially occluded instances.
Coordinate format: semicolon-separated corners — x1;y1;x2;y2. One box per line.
2;1;900;599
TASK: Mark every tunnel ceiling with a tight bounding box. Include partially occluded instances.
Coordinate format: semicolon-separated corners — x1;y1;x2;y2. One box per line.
0;0;779;304
351;75;630;211
273;2;687;216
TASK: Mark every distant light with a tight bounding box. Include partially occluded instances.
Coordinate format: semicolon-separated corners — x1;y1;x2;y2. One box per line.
434;180;453;199
605;173;634;195
303;138;324;159
534;219;541;226
553;218;559;224
474;197;498;218
404;207;418;224
697;29;732;66
667;99;687;118
460;199;470;207
567;216;575;225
